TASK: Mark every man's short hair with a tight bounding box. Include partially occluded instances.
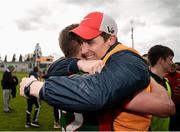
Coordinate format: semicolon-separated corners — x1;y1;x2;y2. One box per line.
59;24;82;58
33;66;39;72
148;45;174;66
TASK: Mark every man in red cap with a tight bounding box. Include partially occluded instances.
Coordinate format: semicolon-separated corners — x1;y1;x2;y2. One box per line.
19;12;175;131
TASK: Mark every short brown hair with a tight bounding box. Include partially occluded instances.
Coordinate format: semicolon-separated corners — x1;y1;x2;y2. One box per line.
59;24;81;58
148;45;174;66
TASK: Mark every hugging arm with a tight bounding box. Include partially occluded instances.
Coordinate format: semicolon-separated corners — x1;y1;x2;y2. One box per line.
47;57;105;76
46;57;175;116
39;52;150;111
124;77;175;117
20;52;150;112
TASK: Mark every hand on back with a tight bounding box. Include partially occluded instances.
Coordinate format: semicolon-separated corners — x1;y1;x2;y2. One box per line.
77;60;105;75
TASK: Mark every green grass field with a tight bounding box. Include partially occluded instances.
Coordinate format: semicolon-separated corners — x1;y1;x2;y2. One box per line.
0;72;58;131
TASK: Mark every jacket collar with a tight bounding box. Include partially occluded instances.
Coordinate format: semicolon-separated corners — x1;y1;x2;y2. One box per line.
101;42;121;60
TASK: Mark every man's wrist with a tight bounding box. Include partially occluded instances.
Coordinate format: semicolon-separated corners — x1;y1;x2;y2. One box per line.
68;58;80;74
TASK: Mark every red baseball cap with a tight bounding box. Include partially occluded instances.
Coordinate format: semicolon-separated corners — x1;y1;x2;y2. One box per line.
70;11;118;40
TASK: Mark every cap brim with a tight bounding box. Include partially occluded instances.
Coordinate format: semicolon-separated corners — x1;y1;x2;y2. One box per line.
70;25;102;40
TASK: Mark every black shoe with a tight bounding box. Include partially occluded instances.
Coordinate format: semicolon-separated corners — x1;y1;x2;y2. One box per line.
8;107;14;111
4;110;11;113
25;122;31;128
31;121;40;127
8;107;13;110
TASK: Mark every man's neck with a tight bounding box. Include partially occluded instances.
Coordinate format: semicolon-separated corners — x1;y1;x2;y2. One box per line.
101;42;119;60
150;65;165;79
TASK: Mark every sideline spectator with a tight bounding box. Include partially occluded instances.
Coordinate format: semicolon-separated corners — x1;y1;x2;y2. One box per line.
25;66;41;128
175;62;180;71
148;45;174;131
142;53;150;65
41;69;48;80
1;65;15;112
41;68;61;129
166;63;180;130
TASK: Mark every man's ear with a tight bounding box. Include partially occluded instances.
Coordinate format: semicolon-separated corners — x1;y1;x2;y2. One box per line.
108;35;117;46
157;57;164;65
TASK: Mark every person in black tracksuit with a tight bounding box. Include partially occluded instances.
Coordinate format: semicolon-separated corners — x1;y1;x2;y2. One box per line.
25;66;41;128
1;65;15;112
41;69;61;129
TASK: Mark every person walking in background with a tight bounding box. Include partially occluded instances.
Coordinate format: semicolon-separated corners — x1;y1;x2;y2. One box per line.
41;69;48;80
175;62;180;71
166;63;180;130
148;45;174;131
1;65;15;113
40;68;61;129
25;66;41;128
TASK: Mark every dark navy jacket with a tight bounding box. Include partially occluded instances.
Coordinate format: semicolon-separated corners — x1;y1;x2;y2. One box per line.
39;43;150;112
1;69;14;89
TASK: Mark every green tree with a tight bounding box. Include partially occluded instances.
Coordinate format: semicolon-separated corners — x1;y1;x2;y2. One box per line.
25;55;30;61
19;54;23;62
4;55;7;62
12;54;16;62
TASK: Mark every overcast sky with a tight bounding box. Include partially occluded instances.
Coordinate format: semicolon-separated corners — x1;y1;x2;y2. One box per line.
0;0;179;62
